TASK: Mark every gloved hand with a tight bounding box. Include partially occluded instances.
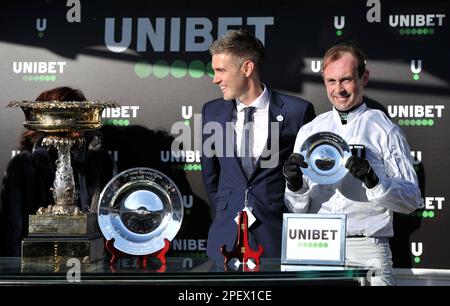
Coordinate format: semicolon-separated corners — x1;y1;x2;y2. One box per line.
345;156;379;189
283;153;308;192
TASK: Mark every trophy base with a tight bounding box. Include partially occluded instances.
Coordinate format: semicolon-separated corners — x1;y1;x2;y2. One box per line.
29;213;99;235
24;213;104;264
21;233;104;264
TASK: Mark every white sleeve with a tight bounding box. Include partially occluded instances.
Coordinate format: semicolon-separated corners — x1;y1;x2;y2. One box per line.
284;179;310;213
366;126;424;214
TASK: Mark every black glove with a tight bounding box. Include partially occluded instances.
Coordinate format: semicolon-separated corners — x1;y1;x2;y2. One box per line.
345;156;379;189
283;153;308;192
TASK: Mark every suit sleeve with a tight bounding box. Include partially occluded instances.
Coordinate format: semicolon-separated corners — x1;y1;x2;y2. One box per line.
299;102;316;127
200;104;220;207
284;123;312;213
283;102;315;213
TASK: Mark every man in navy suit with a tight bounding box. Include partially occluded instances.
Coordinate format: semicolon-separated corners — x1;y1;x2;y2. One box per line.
201;30;315;261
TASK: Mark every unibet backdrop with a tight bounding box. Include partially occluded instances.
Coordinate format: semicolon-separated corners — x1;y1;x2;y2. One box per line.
0;0;449;269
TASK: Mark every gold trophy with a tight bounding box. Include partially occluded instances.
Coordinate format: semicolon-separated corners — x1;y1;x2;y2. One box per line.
7;100;118;266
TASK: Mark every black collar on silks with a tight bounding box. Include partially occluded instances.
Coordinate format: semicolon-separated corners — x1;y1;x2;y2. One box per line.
335;102;364;125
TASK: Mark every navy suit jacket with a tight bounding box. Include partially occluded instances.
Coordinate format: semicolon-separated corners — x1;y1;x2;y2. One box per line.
201;88;315;260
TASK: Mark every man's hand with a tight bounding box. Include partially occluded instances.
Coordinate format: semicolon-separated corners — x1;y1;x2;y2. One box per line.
283;153;308;192
345;156;379;189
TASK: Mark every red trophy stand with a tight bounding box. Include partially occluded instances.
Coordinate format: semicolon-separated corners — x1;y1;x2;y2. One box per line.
221;210;264;271
106;238;170;272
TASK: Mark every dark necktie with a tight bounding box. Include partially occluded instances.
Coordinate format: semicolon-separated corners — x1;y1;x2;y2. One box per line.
240;107;256;179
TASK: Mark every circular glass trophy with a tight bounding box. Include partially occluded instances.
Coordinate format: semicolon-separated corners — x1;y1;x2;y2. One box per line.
300;132;352;185
98;168;183;256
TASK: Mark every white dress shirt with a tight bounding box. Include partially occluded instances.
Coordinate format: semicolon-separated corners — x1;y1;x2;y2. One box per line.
284;103;423;237
234;84;270;159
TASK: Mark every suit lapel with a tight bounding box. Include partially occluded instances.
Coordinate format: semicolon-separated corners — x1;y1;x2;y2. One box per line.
267;89;286;149
249;89;286;181
219;100;249;180
221;99;236;157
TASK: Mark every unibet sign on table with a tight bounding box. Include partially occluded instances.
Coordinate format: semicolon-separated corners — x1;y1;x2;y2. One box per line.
282;214;346;265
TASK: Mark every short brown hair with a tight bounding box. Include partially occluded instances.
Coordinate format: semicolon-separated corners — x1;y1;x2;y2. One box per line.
18;87;86;150
209;29;265;69
36;86;86;102
322;43;367;77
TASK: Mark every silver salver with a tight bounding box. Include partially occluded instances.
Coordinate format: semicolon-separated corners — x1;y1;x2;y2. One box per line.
300;132;352;185
98;167;183;255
